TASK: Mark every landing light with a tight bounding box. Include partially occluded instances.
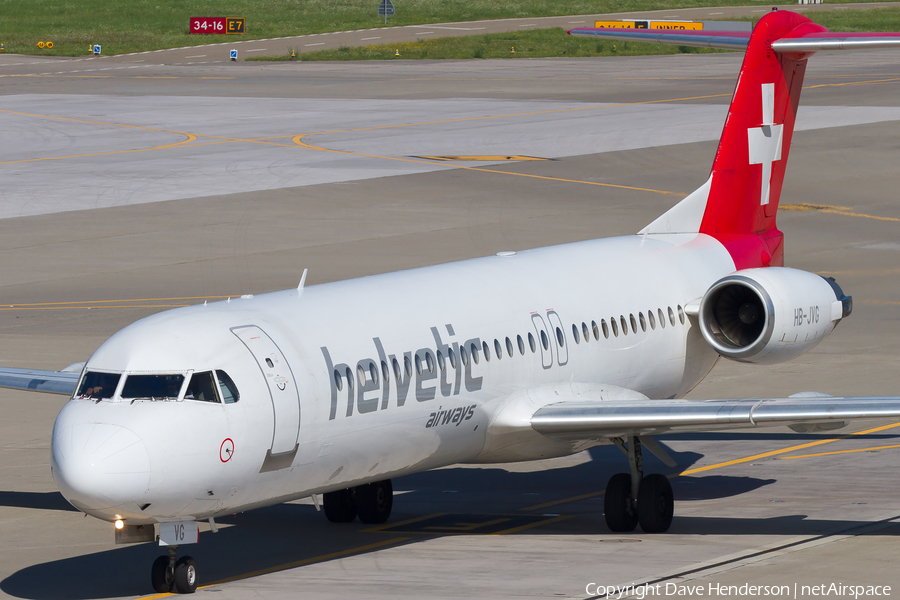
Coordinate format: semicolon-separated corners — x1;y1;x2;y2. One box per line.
114;519;125;530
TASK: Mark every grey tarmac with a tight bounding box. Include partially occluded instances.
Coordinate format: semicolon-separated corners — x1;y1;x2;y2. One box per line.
0;21;899;600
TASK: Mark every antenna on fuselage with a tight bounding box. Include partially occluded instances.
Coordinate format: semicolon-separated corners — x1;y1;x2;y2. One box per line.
297;268;308;296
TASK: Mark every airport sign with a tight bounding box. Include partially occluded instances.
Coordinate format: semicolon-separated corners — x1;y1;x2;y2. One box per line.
190;17;245;34
594;20;703;30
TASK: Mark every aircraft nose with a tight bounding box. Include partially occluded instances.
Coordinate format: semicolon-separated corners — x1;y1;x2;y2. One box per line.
52;420;151;514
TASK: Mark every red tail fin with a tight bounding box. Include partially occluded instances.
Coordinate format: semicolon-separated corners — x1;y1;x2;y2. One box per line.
699;11;826;269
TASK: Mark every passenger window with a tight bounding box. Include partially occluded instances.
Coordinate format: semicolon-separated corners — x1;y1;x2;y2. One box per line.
620;316;629;335
449;348;457;369
572;324;580;344
495;339;503;359
483;341;491;362
346;367;354;390
76;371;121;400
591;320;600;341
668;307;676;326
630;314;637;333
122;374;184;400
185;371;220;403
461;346;469;367
678;304;685;324
517;335;525;355
601;319;609;339
611;318;619;337
658;308;666;329
426;352;435;374
381;360;390;382
506;337;514;357
370;362;379;384
333;369;343;392
392;358;402;380
471;342;480;364
540;330;549;350
556;327;564;347
437;351;445;371
582;322;590;341
648;310;656;330
216;371;240;404
528;332;536;352
415;354;424;376
404;356;413;379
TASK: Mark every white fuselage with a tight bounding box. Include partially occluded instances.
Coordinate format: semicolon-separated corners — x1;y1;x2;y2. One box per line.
51;232;735;525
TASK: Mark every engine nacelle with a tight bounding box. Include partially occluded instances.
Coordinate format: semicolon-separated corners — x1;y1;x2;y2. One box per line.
698;267;852;365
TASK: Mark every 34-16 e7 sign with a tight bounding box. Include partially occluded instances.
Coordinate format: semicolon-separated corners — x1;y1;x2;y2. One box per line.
190;17;245;34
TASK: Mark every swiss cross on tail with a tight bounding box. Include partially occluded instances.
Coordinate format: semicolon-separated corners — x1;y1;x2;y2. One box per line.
747;83;784;206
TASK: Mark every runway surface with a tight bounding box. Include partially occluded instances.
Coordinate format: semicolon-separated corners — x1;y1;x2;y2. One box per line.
1;19;900;600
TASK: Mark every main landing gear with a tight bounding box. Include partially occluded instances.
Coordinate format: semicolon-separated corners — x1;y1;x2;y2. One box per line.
151;546;198;594
604;436;675;534
323;479;393;524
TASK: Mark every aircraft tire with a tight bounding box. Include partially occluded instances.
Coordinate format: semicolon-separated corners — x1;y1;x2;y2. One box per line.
637;474;674;533
355;479;393;524
604;473;638;532
174;556;198;594
323;488;357;522
151;555;172;593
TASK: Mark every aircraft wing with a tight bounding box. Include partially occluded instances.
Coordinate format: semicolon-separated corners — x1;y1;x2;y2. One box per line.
531;394;900;441
0;366;81;396
567;26;900;52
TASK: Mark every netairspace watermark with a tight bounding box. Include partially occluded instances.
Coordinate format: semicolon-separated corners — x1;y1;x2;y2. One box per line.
585;582;892;600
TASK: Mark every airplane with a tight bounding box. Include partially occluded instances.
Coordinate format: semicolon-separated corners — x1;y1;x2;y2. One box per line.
2;8;900;595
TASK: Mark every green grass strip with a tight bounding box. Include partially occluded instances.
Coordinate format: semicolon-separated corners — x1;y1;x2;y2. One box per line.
253;28;724;61
252;7;900;61
0;0;896;57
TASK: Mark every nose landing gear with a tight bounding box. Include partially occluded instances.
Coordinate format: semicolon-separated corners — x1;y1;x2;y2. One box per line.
151;546;198;594
604;435;675;533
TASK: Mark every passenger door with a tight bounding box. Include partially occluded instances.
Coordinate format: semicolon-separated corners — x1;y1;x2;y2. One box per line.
231;326;301;460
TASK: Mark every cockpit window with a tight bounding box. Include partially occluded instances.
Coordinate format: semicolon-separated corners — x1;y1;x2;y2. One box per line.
121;374;184;400
216;370;239;404
184;371;220;403
76;371;121;400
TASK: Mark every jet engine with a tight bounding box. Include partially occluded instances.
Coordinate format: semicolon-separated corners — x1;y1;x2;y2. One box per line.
697;267;852;365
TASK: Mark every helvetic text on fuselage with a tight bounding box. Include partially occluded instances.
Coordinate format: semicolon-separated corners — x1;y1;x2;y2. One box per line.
321;324;485;421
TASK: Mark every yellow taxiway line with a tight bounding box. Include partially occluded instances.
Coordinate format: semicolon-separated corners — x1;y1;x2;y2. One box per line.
520;421;900;512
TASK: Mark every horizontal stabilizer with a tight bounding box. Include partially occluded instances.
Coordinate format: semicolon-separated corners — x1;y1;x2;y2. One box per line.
532;396;900;440
772;36;900;52
0;367;80;396
569;23;900;53
567;28;749;50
